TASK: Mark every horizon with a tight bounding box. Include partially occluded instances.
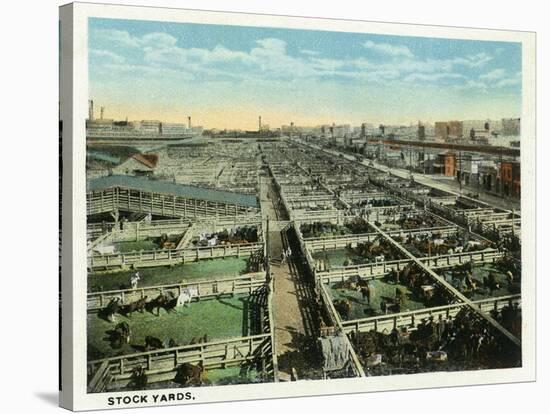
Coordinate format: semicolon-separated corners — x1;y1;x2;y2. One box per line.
89;18;522;130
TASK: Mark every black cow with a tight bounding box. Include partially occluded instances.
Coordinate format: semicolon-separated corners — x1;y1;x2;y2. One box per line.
121;296;148;317
174;361;207;386
144;336;164;350
101;297;121;322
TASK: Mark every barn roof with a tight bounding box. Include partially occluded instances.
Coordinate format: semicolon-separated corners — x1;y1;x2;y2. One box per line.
88;175;259;208
131;153;158;169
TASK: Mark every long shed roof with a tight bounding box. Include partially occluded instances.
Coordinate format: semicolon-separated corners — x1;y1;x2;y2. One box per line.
88;175;259;208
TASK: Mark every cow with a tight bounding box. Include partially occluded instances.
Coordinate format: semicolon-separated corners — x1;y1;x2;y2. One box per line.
148;293;174;316
374;254;385;263
121;296;148;317
333;299;352;320
114;322;131;344
144;336;164;350
102;297;121;323
177;287;199;307
174;361;207;386
130;366;148;390
485;272;501;294
93;244;116;255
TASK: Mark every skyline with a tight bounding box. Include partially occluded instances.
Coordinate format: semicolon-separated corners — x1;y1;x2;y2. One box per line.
89;18;522;130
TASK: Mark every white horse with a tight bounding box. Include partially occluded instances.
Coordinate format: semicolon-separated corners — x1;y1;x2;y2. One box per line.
177;287;199;307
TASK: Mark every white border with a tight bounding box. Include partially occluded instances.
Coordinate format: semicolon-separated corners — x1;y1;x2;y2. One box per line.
60;2;536;410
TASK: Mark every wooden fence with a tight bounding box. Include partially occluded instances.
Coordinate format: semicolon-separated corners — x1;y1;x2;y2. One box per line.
88;278;277;392
316;249;503;283
340;294;521;334
304;225;459;252
88;242;263;270
87;187;260;220
317;283;366;378
87;272;266;310
88;334;272;392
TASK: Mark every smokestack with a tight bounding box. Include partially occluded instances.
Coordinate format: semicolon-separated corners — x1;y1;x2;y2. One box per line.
187;116;191;129
88;100;94;120
100;106;105;120
259;116;262;132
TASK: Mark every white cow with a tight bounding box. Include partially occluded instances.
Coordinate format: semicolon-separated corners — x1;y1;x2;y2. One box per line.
465;241;483;251
93;244;116;255
177;287;199;307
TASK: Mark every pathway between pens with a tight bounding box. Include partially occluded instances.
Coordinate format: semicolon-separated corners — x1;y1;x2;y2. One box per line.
259;175;322;381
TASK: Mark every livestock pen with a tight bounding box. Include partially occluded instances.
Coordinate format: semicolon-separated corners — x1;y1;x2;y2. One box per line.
87;280;277;392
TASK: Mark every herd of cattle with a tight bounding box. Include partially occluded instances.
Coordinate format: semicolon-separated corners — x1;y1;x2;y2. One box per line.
193;225;258;247
349;305;522;373
97;287;211;389
100;287;200;323
331;257;520;322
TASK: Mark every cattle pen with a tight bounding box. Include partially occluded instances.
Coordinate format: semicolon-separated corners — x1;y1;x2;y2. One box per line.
85;137;522;391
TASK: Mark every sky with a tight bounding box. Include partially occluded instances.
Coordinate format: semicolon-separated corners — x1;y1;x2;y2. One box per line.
88;17;522;130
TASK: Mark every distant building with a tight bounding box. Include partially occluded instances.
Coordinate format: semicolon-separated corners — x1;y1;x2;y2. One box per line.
434;121;463;140
500;161;521;198
113;153;159;177
417;124;426;141
432;151;456;176
502;118;520;136
456;153;483;187
86;118;115;132
138;120;161;134
161;122;188;135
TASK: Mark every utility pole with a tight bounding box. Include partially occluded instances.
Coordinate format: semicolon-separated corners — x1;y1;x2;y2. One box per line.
423;140;426;175
409;145;412;179
500;146;504;199
459;151;462;194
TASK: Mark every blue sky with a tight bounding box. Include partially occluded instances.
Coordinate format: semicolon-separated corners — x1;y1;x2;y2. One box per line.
89;17;522;129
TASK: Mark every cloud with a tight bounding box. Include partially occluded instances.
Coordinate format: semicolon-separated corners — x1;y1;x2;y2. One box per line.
363;40;414;58
300;49;320;56
403;72;465;83
452;52;493;68
90;29;513;92
453;79;488;91
93;29;178;49
90;49;125;64
141;32;178;48
496;77;521;88
480;68;507;81
93;29;142;48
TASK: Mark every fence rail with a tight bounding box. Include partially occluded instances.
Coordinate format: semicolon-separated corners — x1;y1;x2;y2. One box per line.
304;225;459;251
341;294;521;334
87;187;260;220
316;249;503;283
87;272;266;310
89;242;263;270
88;334;272;392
